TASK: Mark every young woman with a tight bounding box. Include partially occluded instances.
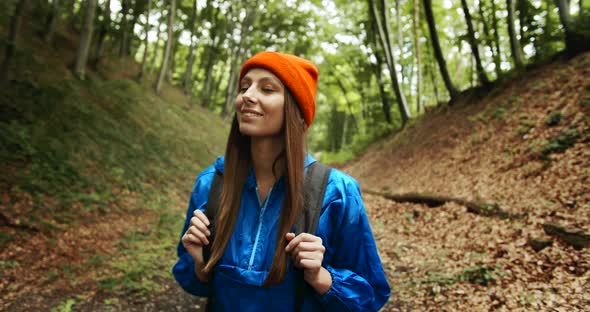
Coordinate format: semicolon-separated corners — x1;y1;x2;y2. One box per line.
173;51;390;311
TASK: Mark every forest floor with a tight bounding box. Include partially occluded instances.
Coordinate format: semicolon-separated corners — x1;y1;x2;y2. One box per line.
344;51;590;311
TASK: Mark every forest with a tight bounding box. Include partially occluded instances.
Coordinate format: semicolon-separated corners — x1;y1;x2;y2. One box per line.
0;0;589;311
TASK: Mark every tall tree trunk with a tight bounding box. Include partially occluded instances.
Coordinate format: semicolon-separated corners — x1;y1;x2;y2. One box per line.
138;0;151;80
149;23;161;73
183;0;198;95
119;0;130;57
490;0;502;77
555;0;590;53
166;32;177;83
0;0;27;83
126;0;142;56
223;2;258;117
74;0;97;80
155;0;176;94
369;0;412;124
478;1;500;78
413;0;422;113
91;0;111;68
44;0;60;44
507;0;525;70
460;0;490;87
423;0;459;101
368;10;392;123
67;0;76;19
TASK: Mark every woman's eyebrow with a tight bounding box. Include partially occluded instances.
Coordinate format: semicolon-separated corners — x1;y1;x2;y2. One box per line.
258;76;283;87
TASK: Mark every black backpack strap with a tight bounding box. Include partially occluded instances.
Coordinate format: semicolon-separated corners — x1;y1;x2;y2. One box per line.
203;170;223;263
295;162;331;235
294;161;332;311
203;170;222;312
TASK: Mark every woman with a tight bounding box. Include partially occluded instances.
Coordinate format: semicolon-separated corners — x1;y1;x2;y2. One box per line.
173;51;390;311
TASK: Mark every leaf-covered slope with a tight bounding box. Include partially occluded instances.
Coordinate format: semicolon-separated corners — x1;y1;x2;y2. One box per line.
345;52;590;227
343;52;590;310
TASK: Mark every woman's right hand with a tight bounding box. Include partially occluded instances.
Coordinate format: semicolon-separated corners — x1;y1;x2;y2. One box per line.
181;209;211;267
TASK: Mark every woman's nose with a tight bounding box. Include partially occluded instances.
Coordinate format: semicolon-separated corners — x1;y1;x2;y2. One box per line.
242;86;257;103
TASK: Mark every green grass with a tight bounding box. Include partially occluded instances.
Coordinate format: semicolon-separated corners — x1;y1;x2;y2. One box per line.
0;51;227;230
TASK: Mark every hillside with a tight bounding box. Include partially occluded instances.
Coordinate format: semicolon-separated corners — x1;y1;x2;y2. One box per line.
0;13;228;311
344;52;590;310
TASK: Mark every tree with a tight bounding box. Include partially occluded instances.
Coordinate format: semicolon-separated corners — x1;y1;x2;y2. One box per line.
119;0;130;57
91;0;111;68
460;0;490;88
507;0;525;70
138;0;151;80
555;0;590;54
182;0;198;95
369;0;412;124
0;0;27;83
423;0;459;101
74;0;97;80
155;0;176;94
413;0;422;112
44;0;61;44
222;2;259;117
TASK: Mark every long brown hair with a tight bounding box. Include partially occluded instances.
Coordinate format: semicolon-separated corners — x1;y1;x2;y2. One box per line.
203;90;307;286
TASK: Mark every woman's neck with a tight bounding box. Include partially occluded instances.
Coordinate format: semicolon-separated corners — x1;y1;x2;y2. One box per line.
250;136;285;186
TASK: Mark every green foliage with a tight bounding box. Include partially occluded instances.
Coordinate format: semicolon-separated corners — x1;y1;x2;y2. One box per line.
456;265;503;286
541;127;580;156
545;111;562;127
0;67;227;229
96;194;182;296
50;299;77;312
418;264;504;287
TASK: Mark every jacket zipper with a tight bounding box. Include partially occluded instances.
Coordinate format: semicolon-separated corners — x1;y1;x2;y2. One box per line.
248;185;274;270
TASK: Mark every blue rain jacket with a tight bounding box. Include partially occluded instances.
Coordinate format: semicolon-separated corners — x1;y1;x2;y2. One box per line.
173;155;390;311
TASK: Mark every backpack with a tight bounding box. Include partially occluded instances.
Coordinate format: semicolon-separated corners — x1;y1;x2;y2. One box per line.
202;161;331;311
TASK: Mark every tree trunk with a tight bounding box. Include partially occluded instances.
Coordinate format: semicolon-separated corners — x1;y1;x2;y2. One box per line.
119;0;130;57
413;0;422;113
490;0;502;76
183;0;198;95
91;0;111;68
155;0;176;94
423;0;459;101
166;32;178;83
44;0;60;44
138;0;151;80
368;13;392;123
555;0;590;54
507;0;525;70
126;0;143;56
0;0;27;83
223;2;258;117
369;0;412;124
74;0;98;80
460;0;490;87
478;1;500;78
149;23;161;73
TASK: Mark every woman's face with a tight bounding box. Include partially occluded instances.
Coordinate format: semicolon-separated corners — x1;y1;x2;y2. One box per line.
235;68;285;137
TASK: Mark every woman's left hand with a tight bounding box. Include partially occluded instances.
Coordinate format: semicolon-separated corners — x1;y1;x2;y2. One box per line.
285;232;332;294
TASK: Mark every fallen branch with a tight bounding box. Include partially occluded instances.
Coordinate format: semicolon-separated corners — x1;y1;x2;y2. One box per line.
543;222;589;250
363;189;517;219
0;211;39;232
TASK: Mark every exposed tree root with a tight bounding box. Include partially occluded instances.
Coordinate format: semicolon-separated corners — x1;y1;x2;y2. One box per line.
363;189;519;219
543;222;589;250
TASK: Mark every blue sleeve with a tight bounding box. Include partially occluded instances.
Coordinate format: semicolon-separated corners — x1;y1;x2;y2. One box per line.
314;178;391;311
172;167;216;297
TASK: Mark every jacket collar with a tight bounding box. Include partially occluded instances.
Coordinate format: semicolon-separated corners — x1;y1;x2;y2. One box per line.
214;154;317;189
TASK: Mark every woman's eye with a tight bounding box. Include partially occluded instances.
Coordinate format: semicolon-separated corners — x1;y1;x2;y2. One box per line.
262;87;274;93
239;86;249;92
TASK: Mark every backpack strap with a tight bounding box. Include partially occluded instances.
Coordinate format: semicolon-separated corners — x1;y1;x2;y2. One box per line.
295;162;331;235
294;161;332;311
203;170;223;264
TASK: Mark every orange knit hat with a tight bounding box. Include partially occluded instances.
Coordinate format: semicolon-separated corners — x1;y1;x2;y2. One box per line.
239;51;319;126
